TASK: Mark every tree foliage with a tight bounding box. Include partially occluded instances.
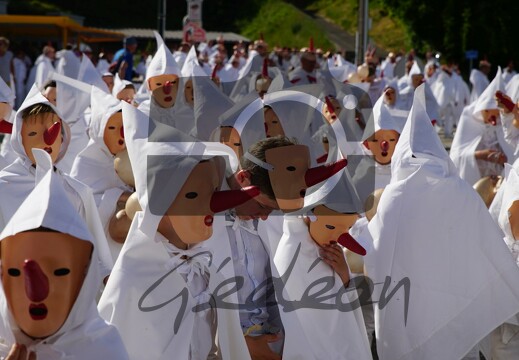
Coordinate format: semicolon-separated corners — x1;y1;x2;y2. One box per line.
380;0;518;66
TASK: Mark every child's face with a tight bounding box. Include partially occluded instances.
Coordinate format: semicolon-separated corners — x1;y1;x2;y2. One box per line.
364;129;400;165
322;98;341;124
184;79;194;107
158;160;221;246
509;200;519;241
1;231;92;339
383;88;396;106
0;102;12;120
116;87;135;105
218;126;243;160
264;108;284;138
265;145;310;212
42;87;57;106
309;205;359;247
411;74;424;89
148;74;179;109
481;109;500;125
102;76;114;93
22;113;63;164
103;112;125;156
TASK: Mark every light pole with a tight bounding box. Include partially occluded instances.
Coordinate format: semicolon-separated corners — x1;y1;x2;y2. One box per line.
356;0;369;65
158;0;166;39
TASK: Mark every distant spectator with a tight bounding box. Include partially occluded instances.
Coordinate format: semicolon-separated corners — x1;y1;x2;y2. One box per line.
0;37;13;85
96;51;113;75
12;50;27;109
112;37;138;81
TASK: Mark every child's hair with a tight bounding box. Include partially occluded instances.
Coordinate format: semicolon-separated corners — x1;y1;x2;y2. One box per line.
123;84;135;90
240;135;297;200
43;80;56;90
21;103;56;121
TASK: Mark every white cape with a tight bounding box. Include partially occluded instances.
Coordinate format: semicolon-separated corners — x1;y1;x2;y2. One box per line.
273;216;372;360
366;85;519;360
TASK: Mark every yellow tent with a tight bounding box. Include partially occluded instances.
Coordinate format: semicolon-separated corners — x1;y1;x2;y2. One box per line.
0;15;125;45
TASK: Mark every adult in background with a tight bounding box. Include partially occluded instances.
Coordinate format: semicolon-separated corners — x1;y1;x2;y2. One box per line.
0;37;13;85
112;37;138;81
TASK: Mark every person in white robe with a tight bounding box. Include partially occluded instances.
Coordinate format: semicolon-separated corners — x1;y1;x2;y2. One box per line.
71;86;132;262
49;72;91;174
450;67;516;185
489;164;519;359
272;162;372;359
430;66;457;138
137;36;182;131
288;45;318;85
0;149;128;359
0;76;15;169
25;46;55;92
469;60;491;103
0;86;113;278
98;102;256;360
366;84;519;360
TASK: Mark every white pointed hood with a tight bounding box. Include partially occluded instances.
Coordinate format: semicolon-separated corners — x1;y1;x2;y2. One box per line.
192;75;234;141
473;66;504;115
145;44;181;88
263;84;324;141
366;85;519;360
181;46;207;78
0;76;15;108
11;84;71;164
122;102;237;237
0;149;127;359
55;50;81;79
218;91;265;153
391;84;454;182
362;93;406;141
89;86;122;145
153;30;165;49
50;73;91;125
498;164;519;243
78;56;110;93
112;74;133;98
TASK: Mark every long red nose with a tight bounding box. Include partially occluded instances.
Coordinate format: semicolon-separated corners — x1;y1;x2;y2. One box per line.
120;126;125;139
380;140;390;152
305;159;347;187
337;233;366;256
0;119;13;134
163;81;172;95
24;260;49;303
210;186;260;213
325;96;336;115
262;58;269;78
43;121;61;146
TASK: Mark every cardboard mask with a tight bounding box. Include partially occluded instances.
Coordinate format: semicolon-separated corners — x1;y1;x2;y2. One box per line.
157;159;259;246
1;231;92;339
309;205;359;247
148;74;179;108
103;112;125;156
21;113;63;164
0;102;12;121
264;107;285;138
265;145;347;212
322;96;341;124
218;126;243;160
184;79;194;108
364;129;400;165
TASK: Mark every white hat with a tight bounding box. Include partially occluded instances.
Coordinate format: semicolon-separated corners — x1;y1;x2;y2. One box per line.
145;44;181;88
473;66;504;114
